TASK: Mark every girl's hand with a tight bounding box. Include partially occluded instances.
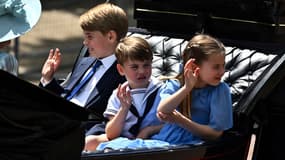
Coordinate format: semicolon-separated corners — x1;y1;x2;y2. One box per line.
117;83;132;109
157;110;185;124
136;125;163;139
184;58;199;90
41;48;62;82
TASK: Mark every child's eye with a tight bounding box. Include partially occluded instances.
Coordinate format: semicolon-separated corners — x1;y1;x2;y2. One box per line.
213;64;225;71
87;36;93;40
213;65;221;70
131;66;138;70
214;65;219;70
144;64;151;68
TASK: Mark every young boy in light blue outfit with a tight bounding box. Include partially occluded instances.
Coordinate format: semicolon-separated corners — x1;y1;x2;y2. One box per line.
84;36;179;151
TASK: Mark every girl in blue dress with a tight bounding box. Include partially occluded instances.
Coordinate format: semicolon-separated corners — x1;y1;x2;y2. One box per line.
96;34;233;150
153;34;233;145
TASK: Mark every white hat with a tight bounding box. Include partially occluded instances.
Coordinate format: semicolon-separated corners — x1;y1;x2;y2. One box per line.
0;0;42;42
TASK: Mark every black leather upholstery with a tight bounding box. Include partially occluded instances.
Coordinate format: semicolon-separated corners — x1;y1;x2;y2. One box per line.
134;0;285;43
223;47;276;107
127;32;186;77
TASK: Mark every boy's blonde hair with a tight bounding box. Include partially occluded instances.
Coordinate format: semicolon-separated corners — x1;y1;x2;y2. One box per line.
115;36;153;65
79;3;128;41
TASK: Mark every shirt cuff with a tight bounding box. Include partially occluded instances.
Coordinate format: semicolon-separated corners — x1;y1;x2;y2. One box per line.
40;77;52;86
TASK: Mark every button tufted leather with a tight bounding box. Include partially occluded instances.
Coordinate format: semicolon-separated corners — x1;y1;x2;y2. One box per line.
223;47;276;107
127;32;186;78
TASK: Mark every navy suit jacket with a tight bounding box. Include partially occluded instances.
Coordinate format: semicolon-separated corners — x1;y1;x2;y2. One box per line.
40;57;126;124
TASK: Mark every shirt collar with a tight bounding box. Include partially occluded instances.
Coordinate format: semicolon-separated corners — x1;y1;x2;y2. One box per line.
124;77;163;99
99;54;116;68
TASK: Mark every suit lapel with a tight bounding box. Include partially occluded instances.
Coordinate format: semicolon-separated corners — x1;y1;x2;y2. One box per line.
65;57;96;92
85;61;118;106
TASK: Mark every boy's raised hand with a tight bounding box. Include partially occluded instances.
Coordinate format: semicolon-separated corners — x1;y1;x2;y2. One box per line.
117;83;132;109
41;48;62;82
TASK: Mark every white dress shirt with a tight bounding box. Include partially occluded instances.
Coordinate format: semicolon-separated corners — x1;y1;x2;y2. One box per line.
70;54;116;107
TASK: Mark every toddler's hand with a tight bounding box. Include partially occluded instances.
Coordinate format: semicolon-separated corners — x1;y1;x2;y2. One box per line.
117;83;132;109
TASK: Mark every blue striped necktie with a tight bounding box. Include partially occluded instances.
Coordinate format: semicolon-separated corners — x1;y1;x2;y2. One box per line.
66;60;102;100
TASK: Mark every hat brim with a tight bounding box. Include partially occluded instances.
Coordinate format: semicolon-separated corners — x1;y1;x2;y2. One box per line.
0;0;42;42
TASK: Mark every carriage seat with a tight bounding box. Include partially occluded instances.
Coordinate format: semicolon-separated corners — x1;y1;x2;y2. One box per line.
81;27;282;160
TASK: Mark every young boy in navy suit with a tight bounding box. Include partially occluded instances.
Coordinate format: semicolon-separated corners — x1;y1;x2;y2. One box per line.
39;3;128;131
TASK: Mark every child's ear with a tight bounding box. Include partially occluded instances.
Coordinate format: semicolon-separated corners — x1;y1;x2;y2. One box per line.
116;63;125;76
192;64;197;70
108;30;117;42
192;60;198;70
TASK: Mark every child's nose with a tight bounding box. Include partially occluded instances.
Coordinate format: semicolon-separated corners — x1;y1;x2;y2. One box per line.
220;67;225;75
138;67;145;73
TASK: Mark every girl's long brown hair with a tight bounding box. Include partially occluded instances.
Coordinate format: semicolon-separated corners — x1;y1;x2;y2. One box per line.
177;34;225;118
